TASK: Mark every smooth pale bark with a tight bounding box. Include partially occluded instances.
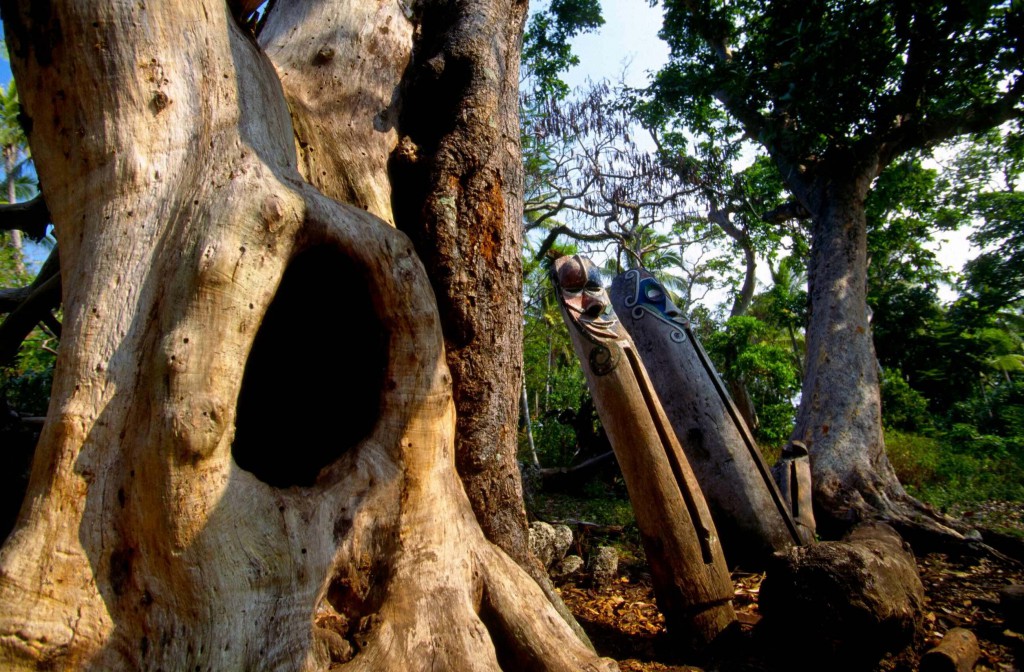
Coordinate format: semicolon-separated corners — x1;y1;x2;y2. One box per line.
553;255;736;647
262;0;534;580
258;0;584;644
610;269;802;568
0;2;611;670
791;168;966;542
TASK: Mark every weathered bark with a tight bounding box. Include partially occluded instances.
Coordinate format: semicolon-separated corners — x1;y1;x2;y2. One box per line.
759;522;925;669
389;0;531;566
920;628;980;672
610;269;802;569
258;0;586;644
0;2;611;670
553;255;737;648
790;168;968;543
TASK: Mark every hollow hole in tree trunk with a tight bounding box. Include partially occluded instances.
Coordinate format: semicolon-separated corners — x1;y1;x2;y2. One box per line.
232;246;387;487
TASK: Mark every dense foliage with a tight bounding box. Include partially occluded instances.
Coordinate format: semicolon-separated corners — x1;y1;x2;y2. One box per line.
518;0;1024;517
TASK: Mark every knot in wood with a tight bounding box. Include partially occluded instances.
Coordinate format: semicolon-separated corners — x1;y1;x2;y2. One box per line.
313;47;336;65
260;195;285;231
150;90;170;114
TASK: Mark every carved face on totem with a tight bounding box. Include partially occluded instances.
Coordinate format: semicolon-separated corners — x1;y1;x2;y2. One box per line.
551;255;622;339
621;269;687;325
552;255;628;375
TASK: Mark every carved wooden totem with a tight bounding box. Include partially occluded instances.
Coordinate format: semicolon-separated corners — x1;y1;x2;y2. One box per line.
610;269;806;568
552;255;736;647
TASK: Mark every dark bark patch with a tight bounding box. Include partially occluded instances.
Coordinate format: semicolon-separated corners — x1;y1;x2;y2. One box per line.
686;427;710;462
0;0;60;67
150;91;170;115
109;546;135;597
232;246;387;487
759;522;925;668
312;47;335;65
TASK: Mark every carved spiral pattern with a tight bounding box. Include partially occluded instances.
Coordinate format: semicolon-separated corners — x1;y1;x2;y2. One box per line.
589;344;619;376
623;269;641;307
633;305;685;343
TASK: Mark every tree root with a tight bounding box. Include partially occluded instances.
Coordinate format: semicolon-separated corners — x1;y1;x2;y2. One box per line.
815;478;1017;564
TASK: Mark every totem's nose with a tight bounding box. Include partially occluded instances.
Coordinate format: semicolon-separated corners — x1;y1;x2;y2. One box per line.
581;291;608;319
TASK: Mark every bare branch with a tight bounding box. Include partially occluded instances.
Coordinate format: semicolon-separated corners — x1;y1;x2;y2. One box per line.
879;77;1024;168
762;201;811;224
0;247;62;365
532;225;624;262
0;246;60;313
0;196;50;242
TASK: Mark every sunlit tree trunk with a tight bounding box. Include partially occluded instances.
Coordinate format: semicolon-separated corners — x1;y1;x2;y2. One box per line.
0;2;610;669
790;166;965;543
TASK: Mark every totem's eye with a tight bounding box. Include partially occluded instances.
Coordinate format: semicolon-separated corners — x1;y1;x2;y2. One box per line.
557;258;588;292
645;286;664;302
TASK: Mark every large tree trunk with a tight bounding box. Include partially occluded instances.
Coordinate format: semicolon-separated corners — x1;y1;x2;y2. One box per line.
257;0;585;643
0;2;612;670
790;167;965;544
389;0;534;577
260;0;531;563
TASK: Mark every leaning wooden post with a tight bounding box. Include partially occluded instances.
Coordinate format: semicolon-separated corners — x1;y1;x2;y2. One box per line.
552;255;736;647
774;441;817;545
609;269;806;567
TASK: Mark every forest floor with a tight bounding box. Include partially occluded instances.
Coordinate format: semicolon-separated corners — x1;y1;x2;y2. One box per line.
553;500;1024;672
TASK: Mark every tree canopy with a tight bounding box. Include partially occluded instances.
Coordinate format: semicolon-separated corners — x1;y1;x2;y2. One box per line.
648;0;1022;183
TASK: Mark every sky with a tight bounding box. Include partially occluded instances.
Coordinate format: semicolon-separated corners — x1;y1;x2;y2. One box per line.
561;0;669;92
0;19;10;84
